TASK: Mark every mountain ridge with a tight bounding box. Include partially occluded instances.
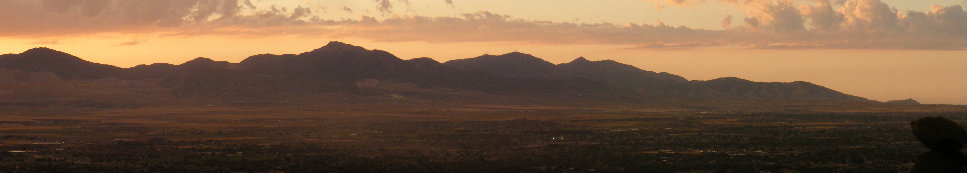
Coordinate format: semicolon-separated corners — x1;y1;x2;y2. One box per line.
0;42;873;104
0;47;121;79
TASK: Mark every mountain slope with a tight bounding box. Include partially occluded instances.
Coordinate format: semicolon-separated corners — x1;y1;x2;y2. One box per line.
238;41;501;89
0;43;872;103
0;47;120;79
444;54;866;102
676;77;868;101
555;57;687;96
444;52;557;79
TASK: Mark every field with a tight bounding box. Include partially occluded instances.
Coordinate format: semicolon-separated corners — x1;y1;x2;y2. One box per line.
1;101;965;172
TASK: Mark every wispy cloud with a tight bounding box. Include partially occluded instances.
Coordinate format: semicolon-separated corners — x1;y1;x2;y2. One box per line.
0;0;312;36
318;12;721;47
116;39;143;46
373;0;409;14
374;0;393;14
30;39;59;45
0;0;965;50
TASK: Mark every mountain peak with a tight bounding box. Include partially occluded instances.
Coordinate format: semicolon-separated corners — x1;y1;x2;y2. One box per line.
500;52;536;58
190;57;214;62
20;47;80;61
23;47;60;54
488;52;550;65
570;57;591;64
0;47;119;79
887;98;921;105
448;52;550;65
443;52;556;79
178;57;232;69
708;77;751;82
324;41;352;47
181;57;215;65
408;57;440;64
310;41;368;53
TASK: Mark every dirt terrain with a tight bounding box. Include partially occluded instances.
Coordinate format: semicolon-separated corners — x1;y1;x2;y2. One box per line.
2;101;964;172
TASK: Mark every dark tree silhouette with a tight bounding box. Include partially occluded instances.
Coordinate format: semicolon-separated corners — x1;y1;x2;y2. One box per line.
911;117;967;172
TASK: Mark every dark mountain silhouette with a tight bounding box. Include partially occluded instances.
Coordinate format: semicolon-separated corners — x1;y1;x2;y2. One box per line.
443;54;686;84
888;99;921;105
179;57;233;70
155;41;502;98
237;41;500;89
557;57;686;83
125;63;177;79
444;52;557;79
675;77;868;101
0;42;873;104
0;47;120;79
443;53;865;101
555;57;687;97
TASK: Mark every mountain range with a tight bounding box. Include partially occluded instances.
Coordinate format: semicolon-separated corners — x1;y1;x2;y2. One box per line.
0;41;871;106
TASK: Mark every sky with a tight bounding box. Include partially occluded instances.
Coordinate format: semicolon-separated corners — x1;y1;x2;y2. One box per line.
0;0;966;104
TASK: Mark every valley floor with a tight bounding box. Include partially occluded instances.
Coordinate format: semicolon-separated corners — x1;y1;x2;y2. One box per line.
0;102;963;172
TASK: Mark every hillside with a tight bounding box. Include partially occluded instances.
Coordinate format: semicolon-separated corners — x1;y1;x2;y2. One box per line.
0;42;872;105
0;48;120;79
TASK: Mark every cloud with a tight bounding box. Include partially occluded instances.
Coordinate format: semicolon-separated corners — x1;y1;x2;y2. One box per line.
0;0;309;37
116;39;143;46
631;42;721;50
696;0;807;33
319;8;966;50
763;1;807;33
30;39;60;45
374;0;409;14
839;0;898;33
1;0;966;50
374;0;393;14
318;11;724;47
652;0;967;49
290;6;313;19
445;0;454;6
799;0;842;32
343;6;353;13
664;0;702;6
744;17;759;27
899;5;967;38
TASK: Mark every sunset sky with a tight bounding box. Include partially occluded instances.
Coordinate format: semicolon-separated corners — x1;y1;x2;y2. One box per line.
1;0;966;104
